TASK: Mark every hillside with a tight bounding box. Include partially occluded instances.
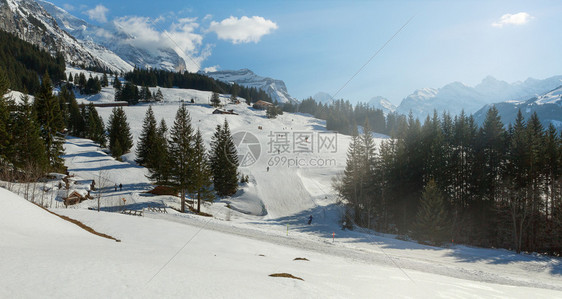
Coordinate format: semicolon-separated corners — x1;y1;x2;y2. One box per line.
396;75;562;120
473;85;562;128
0;0;130;72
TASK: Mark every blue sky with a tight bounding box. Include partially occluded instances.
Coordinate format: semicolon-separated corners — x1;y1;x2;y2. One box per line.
49;0;562;105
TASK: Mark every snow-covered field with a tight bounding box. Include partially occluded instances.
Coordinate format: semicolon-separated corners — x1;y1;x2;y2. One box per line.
2;83;562;298
2;187;561;298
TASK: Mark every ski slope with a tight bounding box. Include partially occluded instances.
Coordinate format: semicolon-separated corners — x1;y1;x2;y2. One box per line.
1;187;561;298
88;91;352;219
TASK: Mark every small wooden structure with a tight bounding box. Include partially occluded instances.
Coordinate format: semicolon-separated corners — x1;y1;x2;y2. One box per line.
253;100;274;110
212;109;238;115
63;191;88;206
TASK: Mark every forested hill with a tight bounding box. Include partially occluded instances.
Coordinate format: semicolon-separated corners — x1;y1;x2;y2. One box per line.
124;68;274;104
0;30;65;94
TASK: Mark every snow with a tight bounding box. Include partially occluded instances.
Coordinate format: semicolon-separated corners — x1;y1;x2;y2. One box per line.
203;69;299;104
1;186;561;298
2;81;562;297
534;86;562;105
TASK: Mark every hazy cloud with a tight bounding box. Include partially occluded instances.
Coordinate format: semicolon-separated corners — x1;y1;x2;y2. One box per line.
203;65;219;73
85;4;109;23
492;12;533;28
112;16;208;72
62;4;74;11
208;16;278;44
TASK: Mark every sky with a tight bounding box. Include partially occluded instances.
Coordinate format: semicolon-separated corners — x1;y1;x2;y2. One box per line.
46;0;562;105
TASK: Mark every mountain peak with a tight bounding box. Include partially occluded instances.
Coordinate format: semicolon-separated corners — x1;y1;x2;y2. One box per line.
203;69;298;104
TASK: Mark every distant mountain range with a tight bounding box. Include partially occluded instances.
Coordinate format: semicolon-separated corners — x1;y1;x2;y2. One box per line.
202;69;298;104
473;85;562;129
395;75;562;120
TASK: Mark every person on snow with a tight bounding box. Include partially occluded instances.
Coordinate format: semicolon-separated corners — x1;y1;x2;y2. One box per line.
308;215;313;225
119;183;123;191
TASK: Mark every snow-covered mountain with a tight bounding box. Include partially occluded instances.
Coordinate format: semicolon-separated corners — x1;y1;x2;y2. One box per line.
36;0;185;72
368;96;396;114
0;0;131;72
473;85;562;129
396;75;562;120
312;91;335;105
202;69;298;104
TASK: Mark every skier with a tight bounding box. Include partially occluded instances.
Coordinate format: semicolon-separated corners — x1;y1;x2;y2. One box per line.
267;166;270;172
119;183;123;191
308;215;313;225
114;184;117;192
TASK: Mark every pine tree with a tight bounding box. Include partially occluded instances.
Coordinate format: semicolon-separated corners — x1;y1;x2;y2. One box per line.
211;91;221;107
101;73;109;87
12;94;48;171
107;107;133;158
34;72;65;171
0;68;11;165
154;88;164;102
210;119;239;197
136;106;158;167
190;129;214;212
86;103;106;147
113;74;121;89
148;119;170;184
68;94;85;137
168;105;194;212
414;179;451;245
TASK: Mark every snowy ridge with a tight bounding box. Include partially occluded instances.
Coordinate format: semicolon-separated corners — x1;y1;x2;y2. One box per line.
473;85;562;129
0;0;131;73
37;0;187;72
203;69;299;104
368;96;396;114
396;75;562;120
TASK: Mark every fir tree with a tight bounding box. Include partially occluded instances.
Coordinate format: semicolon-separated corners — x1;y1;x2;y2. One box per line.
211;91;221;107
414;179;451;245
101;73;109;87
13;94;48;171
190;129;214;212
113;74;122;89
34;72;65;171
86;103;106;147
148;119;170;184
59;85;83;136
210;119;239;197
154;88;164;102
168;105;194;212
107;107;133;158
0;68;11;165
136;106;158;167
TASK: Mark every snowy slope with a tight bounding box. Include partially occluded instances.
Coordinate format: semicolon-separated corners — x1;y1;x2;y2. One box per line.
203;69;299;104
396;75;562;120
473;85;562;129
368;96;396;114
0;0;130;73
37;0;185;72
2;186;561;298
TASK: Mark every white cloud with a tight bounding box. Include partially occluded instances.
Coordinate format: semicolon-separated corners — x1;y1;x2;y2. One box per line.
203;65;219;73
208;16;278;44
112;16;209;72
492;12;533;28
85;4;109;23
62;4;74;11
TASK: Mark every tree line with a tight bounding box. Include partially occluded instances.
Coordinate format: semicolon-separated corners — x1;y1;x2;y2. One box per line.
335;108;562;255
123;68;272;104
0;30;65;94
283;98;393;135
